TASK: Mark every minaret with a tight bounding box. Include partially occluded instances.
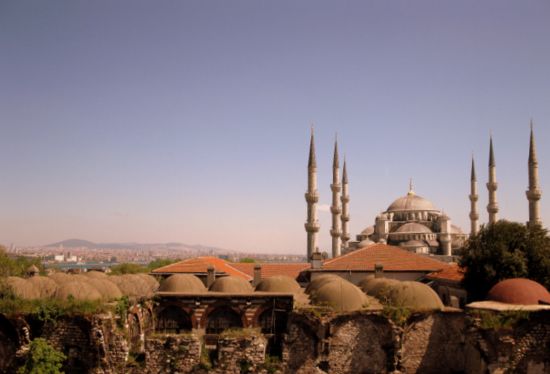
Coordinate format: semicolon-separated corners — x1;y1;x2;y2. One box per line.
469;156;479;236
305;128;320;261
486;136;499;224
526;121;542;227
340;159;350;250
330;138;342;258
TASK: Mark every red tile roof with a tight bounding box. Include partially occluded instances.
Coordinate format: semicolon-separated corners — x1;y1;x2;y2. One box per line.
425;263;465;283
151;256;310;281
232;263;310;280
322;244;446;272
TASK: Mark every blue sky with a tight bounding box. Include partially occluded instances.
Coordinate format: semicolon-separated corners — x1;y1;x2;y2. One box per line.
1;1;549;253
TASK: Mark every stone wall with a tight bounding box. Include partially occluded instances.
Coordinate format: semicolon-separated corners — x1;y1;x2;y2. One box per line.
1;307;550;373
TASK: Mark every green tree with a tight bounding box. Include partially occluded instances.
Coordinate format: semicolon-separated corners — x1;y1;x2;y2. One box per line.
18;338;66;374
146;258;179;272
109;263;147;275
460;220;550;301
239;257;256;263
0;245;43;277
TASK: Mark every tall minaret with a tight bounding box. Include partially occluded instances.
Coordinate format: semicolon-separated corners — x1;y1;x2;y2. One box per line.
340;159;350;250
486;136;499;224
469;156;479;236
526;121;542;227
305;128;320;261
330;138;342;258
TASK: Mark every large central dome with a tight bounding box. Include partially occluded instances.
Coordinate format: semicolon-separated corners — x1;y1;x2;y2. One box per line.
387;191;438;212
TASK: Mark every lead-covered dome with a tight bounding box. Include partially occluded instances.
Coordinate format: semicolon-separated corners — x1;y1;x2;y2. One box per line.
487;278;550;305
395;223;433;234
308;277;380;312
209;276;253;293
387;191;437;212
159;274;207;293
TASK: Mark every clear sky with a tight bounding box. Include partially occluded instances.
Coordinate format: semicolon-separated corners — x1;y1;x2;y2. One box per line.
1;1;549;253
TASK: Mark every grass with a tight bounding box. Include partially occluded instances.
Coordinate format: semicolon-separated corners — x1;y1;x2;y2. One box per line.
473;310;530;330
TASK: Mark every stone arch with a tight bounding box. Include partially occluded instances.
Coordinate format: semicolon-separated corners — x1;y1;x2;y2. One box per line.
257;307;288;357
127;313;141;352
141;305;154;334
205;306;244;334
156;305;193;334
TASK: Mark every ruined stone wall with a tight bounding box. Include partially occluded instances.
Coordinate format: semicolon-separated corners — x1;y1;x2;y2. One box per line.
1;307;550;374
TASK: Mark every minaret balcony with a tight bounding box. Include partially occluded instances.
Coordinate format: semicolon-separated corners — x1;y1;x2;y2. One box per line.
341;196;350;203
305;191;319;203
331;206;342;214
486;182;498;190
330;183;342;192
469;194;478;202
469;212;479;220
341;214;350;222
330;229;342;237
526;189;542;200
487;203;499;213
305;222;320;232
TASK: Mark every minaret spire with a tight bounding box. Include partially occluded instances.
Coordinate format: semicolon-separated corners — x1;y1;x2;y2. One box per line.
330;136;342;258
340;158;350;250
526;120;542;227
305;127;320;262
487;135;499;224
469;156;479;236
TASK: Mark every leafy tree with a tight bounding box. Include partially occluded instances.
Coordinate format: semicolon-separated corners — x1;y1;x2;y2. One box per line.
146;258;179;272
460;220;550;301
109;263;147;275
239;257;256;263
18;338;66;374
0;245;43;277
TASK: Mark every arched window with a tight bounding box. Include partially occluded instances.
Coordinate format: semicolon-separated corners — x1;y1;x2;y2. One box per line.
156;306;192;333
206;307;242;334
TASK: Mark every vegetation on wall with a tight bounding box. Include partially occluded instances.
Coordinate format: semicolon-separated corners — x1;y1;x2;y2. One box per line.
17;338;66;374
460;221;550;301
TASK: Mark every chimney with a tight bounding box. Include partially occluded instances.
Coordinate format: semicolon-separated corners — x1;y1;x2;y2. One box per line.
206;265;215;288
311;250;323;270
374;263;384;278
253;264;262;287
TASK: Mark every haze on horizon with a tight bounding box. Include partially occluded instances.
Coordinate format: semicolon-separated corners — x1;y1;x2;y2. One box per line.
1;1;549;254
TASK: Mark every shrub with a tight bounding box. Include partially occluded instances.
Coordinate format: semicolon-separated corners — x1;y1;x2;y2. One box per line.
18;338;66;374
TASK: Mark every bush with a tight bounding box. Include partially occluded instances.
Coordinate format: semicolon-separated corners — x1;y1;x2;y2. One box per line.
18;338;66;374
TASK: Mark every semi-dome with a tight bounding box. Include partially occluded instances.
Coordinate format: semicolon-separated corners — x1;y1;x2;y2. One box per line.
159;274;207;293
395;223;433;234
209;276;253;293
387;191;437;212
487;278;550;305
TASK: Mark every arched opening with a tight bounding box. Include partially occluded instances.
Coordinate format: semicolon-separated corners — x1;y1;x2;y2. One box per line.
206;307;243;334
127;314;141;352
258;308;288;357
156;306;192;334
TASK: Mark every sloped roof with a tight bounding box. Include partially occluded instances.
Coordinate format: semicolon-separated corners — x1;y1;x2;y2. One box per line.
232;263;310;280
151;256;252;280
321;244;446;272
425;263;464;283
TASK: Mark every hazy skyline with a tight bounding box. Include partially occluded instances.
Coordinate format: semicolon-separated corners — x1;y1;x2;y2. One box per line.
1;1;549;253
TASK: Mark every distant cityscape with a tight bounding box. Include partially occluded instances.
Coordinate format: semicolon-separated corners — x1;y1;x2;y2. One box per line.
5;239;306;270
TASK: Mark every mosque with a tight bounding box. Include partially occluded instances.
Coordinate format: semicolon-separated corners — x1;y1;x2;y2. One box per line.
304;123;543;260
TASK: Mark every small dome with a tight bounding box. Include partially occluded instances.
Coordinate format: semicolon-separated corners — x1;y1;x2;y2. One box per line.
400;240;428;249
450;224;464;234
55;281;102;301
394;223;433;234
362;279;443;311
209;276;253;293
134;273;160;292
74;276;122;300
387;191;437;212
6;277;40;299
255;276;301;294
487;278;550;305
159;274;207;293
305;274;342;295
85;271;108;279
309;277;380;312
48;272;73;284
27;276;58;298
109;274;154;298
360;226;375;236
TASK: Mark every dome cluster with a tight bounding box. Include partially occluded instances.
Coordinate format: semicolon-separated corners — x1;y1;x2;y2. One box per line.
4;271;159;301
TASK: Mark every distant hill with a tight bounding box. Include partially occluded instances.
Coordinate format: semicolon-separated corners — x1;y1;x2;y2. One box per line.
45;239;225;253
47;239;98;248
